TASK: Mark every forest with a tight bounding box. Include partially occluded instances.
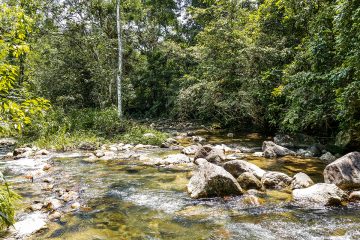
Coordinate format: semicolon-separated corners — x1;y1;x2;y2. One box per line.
1;0;359;147
0;0;360;239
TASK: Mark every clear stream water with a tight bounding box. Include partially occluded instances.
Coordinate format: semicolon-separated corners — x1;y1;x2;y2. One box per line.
2;131;360;240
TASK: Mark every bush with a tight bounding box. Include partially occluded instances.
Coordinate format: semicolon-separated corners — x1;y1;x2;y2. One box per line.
0;173;20;231
21;107;168;150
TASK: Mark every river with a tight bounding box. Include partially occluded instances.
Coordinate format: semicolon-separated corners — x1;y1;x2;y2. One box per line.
1;131;360;239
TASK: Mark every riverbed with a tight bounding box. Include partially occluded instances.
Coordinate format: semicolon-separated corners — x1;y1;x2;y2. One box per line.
1;131;360;239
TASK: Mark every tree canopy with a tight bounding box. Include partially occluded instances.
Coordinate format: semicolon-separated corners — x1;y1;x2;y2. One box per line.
1;0;359;147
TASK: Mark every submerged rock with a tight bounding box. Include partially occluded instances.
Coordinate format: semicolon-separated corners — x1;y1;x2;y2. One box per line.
223;160;266;179
262;141;295;158
324;152;360;189
261;171;292;189
194;145;225;164
187;159;243;198
290;172;314;189
237;172;263;190
292;183;347;207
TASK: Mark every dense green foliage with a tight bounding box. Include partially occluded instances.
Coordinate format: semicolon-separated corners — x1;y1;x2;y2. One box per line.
1;0;360;147
0;2;50;135
23;108;168;150
0;173;19;230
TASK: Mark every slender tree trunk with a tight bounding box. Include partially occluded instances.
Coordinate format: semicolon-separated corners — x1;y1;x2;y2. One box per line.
116;0;123;118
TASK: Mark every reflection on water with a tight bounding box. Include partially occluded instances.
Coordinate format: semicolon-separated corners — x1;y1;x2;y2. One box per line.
1;132;360;239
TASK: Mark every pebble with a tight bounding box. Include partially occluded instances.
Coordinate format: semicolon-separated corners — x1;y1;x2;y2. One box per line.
71;202;81;209
30;203;43;211
48;211;61;221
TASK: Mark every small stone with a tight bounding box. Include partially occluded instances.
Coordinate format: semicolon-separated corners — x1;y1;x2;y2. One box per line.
261;171;292;189
237;172;263;190
43;164;52;171
94;150;105;158
253;152;264;157
71;202;81;209
62;191;79;202
320;152;336;163
42;184;54;191
241;195;262;206
44;198;63;211
35;149;50;156
227;133;234;138
290;172;314;190
182;145;200;155
349;191;360;202
30;203;43;211
192;136;206;143
6;152;13;157
109;146;118;151
43;177;53;183
48;211;61;221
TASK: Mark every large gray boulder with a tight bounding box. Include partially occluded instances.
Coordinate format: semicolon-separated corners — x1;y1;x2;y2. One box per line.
292;183;347;207
194;145;225;164
187;159;243;198
261;171;292;189
262;141;295;158
290;172;314;189
324;152;360;189
223;160;266;179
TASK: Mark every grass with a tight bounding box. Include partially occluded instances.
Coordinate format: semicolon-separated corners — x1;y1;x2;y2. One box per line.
19;107;168;151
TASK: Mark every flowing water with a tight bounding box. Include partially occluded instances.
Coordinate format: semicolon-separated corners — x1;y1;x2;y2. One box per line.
2;132;360;240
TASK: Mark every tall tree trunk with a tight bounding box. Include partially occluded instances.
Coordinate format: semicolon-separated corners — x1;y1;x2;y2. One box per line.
116;0;123;118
